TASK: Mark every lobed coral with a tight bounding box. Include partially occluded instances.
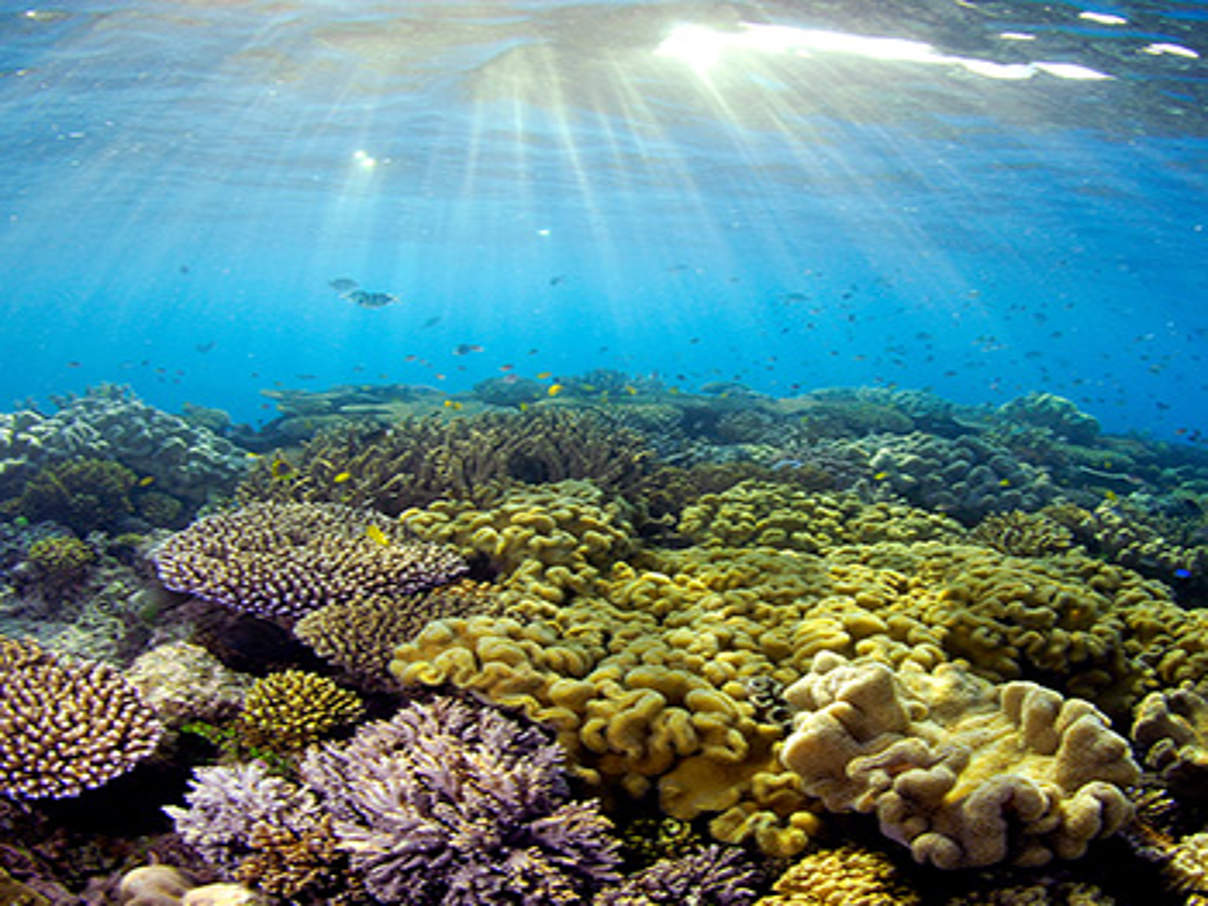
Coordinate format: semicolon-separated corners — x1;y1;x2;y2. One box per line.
1131;684;1208;800
781;652;1138;869
970;510;1074;558
152;502;467;621
0;635;161;799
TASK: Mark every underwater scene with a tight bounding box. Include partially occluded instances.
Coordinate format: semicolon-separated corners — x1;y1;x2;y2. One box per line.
2;1;1208;904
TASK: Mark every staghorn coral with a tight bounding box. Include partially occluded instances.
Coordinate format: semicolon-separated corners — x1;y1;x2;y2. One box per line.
234;670;364;753
752;843;920;906
970;510;1074;558
237;409;656;515
592;844;761;906
152;501;467;621
293;579;500;686
0;635;161;800
677;481;964;551
297;694;622;905
781;652;1138;870
4;457;136;534
1131;684;1208;800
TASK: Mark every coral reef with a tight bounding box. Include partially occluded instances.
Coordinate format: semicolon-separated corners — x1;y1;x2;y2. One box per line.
234;670;364;753
781;652;1138;869
0;384;248;506
862;432;1057;523
152;502;467;621
4;458;136;534
22;535;96;591
0;635;161;799
997;392;1101;445
237;409;656;515
1132;684;1208;800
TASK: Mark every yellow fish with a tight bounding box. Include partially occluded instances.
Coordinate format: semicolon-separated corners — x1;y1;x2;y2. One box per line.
537;371;553;380
1104;489;1118;503
624;385;637;395
333;471;352;484
581;383;596;392
443;400;463;410
270;457;295;480
365;524;390;546
873;471;890;481
548;383;563;397
998;478;1011;488
137;475;155;487
518;402;529;411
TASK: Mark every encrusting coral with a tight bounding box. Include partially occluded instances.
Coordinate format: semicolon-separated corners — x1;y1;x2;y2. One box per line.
152;501;467;621
780;652;1138;869
0;635;162;799
752;842;921;906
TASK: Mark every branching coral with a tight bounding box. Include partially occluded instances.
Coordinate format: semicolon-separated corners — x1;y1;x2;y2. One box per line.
781;652;1138;869
234;671;364;753
593;844;761;906
0;635;162;799
237;409;656;515
23;534;95;591
152;502;467;621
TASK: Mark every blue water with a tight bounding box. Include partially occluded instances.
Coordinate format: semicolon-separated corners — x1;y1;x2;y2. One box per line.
1;1;1204;436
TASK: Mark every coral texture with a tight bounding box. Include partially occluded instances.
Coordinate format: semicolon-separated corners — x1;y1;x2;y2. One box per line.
152;502;467;621
752;843;920;906
781;652;1138;869
125;641;253;728
234;670;364;752
0;635;161;799
1131;684;1208;800
592;844;761;906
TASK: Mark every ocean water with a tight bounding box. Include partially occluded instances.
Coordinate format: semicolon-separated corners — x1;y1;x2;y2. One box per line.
1;0;1204;437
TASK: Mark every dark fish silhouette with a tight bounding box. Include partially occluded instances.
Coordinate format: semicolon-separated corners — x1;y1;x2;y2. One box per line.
344;289;398;308
329;277;358;292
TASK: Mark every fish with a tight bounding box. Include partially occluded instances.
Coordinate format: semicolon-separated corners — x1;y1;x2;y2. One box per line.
1174;568;1193;579
422;316;441;328
537;371;553;379
333;471;352;484
364;524;390;546
195;341;215;353
270;457;295;480
137;476;155;487
548;383;564;397
873;471;890;481
329;277;359;292
344;289;398;308
453;344;483;355
443;400;464;410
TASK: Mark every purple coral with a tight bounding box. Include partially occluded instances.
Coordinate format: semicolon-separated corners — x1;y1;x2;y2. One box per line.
298;695;622;905
152;501;467;621
593;845;762;906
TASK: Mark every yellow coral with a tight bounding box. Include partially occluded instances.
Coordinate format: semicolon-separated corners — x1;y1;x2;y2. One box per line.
754;843;921;905
236;670;364;752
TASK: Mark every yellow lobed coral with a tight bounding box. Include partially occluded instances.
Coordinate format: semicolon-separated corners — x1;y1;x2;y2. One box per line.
677;481;965;551
0;635;162;799
399;480;636;604
753;843;921;906
235;670;364;752
781;652;1138;870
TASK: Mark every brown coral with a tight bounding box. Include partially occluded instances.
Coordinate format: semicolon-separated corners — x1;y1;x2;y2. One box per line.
152;501;467;621
753;843;920;906
0;635;161;799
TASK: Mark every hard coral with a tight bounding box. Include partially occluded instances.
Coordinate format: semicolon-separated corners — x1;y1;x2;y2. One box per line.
1132;684;1208;800
781;652;1138;869
235;670;364;753
6;457;135;533
152;502;467;621
753;843;920;906
593;844;761;906
0;635;161;800
297;694;621;905
24;534;95;591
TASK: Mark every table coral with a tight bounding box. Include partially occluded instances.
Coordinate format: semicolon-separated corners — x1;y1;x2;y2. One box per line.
152;501;467;621
781;652;1138;869
0;635;161;799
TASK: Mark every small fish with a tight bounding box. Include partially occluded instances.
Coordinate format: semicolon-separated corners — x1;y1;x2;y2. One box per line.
998;478;1011;487
443;400;464;410
624;385;637;395
581;384;596;392
1104;489;1119;503
422;316;441;328
344;289;397;308
270;457;295;480
333;471;352;484
873;471;890;481
245;452;261;460
14;516;29;527
1174;568;1193;579
548;383;564;397
453;344;483;356
195;341;215;354
549;275;566;285
329;277;359;292
137;475;156;487
500;364;514;372
67;360;81;368
518;402;529;411
537;371;553;379
365;524;390;546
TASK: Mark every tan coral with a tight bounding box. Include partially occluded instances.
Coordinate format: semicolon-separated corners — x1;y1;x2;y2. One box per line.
1132;684;1208;800
781;652;1138;869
